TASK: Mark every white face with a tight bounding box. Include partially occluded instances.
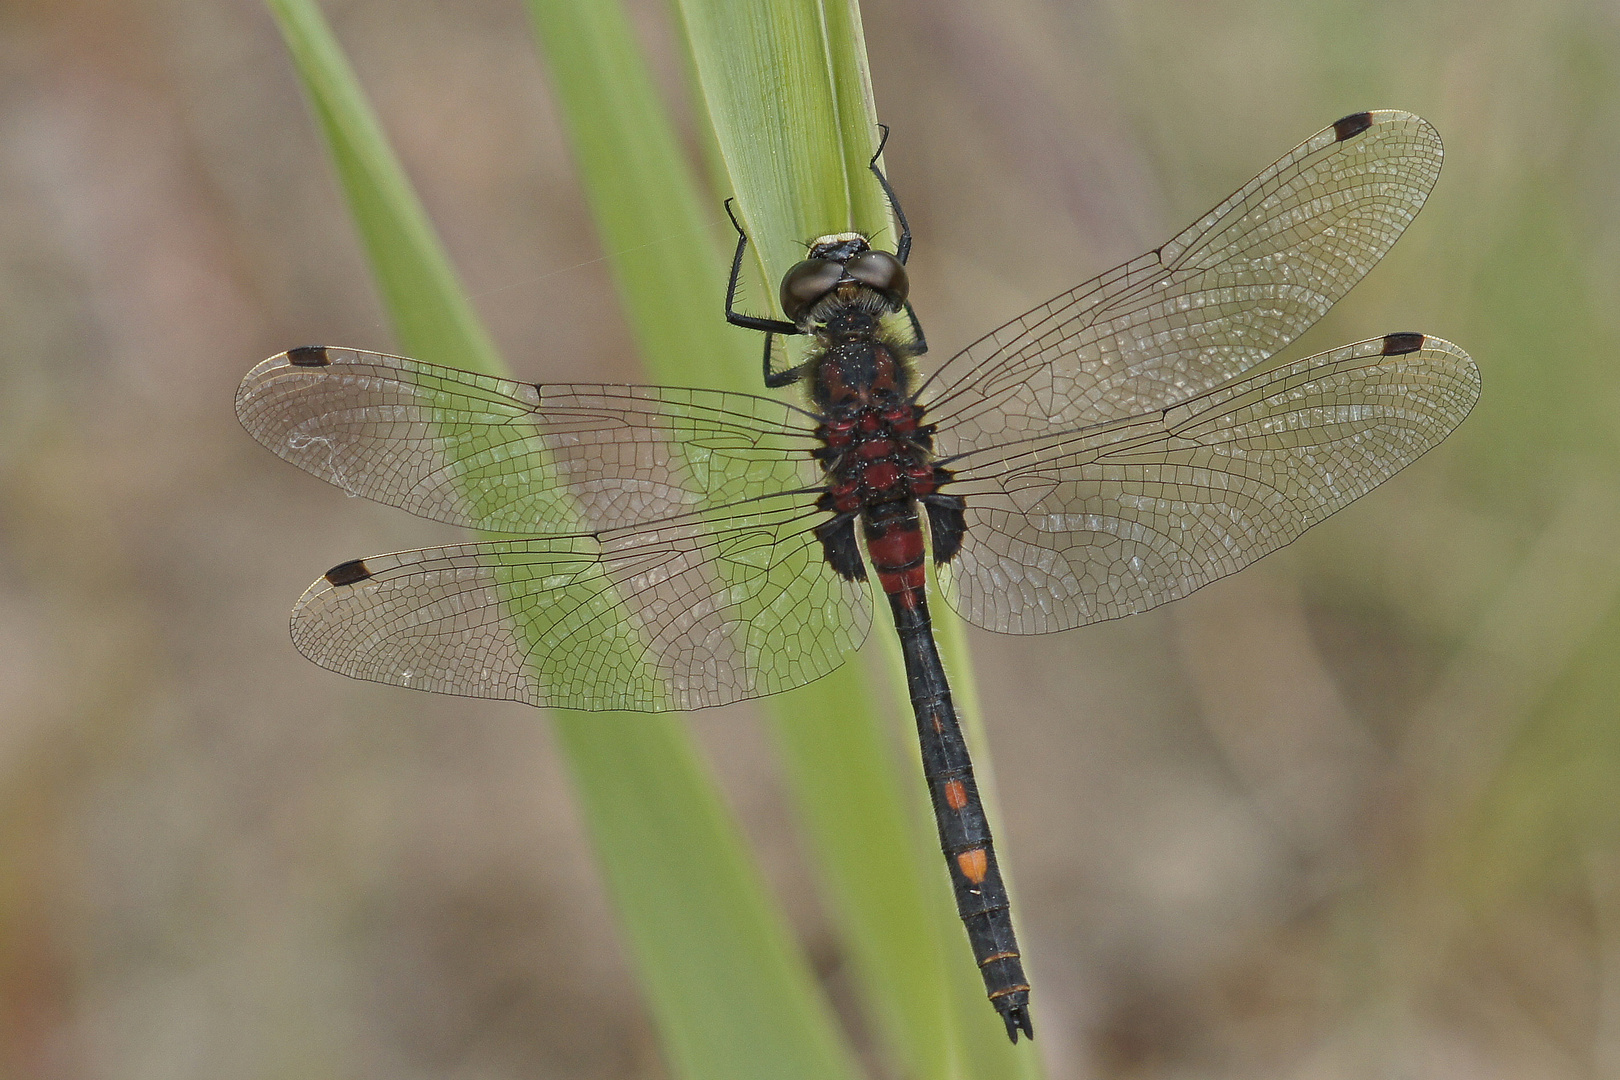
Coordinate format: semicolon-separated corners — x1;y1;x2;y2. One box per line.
806;232;870;259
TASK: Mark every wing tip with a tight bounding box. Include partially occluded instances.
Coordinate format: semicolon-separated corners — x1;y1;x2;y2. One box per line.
1380;331;1427;356
324;558;373;586
286;345;332;367
1330;109;1439;147
1333;112;1375;141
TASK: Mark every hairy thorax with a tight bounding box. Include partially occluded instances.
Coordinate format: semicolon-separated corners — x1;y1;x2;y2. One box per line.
807;306;963;587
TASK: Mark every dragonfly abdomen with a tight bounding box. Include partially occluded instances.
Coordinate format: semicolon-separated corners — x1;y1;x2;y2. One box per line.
864;504;927;597
887;579;1034;1042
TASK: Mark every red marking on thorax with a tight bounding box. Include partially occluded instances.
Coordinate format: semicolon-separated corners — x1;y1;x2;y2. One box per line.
829;481;860;513
812;337;941;604
868;354;900;396
823;418;855;449
861;460;901;493
857;438;895;459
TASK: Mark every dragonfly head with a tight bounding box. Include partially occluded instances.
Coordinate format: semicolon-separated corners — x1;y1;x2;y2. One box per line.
780;233;909;326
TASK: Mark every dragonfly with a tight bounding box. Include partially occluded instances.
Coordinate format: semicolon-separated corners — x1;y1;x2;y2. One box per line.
237;110;1478;1043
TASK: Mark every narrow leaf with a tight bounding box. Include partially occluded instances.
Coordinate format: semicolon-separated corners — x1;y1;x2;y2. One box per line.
676;2;1044;1074
267;2;859;1076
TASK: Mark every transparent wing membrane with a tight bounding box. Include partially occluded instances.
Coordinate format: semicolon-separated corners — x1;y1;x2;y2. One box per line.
923;111;1444;436
937;336;1478;633
237;348;820;535
289;497;871;712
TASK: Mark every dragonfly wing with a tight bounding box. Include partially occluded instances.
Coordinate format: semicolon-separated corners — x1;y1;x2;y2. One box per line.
237;346;820;534
291;503;872;712
924;111;1444;446
937;335;1478;634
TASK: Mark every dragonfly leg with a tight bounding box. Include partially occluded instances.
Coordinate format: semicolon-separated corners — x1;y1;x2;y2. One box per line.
902;301;928;356
869;125;912;264
724;199;800;337
762;332;806;388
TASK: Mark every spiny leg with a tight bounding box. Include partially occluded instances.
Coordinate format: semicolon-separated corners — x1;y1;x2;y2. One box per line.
869;125;912;264
761;331;805;388
903;300;928;356
723;198;799;337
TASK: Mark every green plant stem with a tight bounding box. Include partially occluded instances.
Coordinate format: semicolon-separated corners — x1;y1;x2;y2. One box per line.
268;1;860;1076
674;2;1042;1074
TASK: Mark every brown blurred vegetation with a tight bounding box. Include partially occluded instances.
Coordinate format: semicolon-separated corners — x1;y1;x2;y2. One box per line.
2;0;1618;1077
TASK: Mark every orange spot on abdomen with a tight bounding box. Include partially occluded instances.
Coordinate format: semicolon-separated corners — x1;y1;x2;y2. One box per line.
944;779;968;810
956;848;988;884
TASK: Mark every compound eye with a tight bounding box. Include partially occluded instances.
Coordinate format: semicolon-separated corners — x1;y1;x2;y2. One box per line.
779;259;844;324
843;249;908;304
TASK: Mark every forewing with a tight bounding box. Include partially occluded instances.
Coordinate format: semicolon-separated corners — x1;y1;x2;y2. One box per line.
924;111;1444;449
937;335;1478;634
237;346;820;534
290;504;872;712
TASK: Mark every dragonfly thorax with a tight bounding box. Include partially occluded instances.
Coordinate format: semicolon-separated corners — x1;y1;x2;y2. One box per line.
822;305;884;343
808;330;914;412
810;329;962;586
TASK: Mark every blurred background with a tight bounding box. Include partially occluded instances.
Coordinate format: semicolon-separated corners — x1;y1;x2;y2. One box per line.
2;0;1617;1076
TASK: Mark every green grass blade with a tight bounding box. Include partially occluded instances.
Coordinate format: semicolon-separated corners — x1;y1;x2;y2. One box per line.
673;3;966;1073
676;3;860;297
675;2;1044;1074
529;0;941;1069
525;2;735;373
532;0;964;1069
551;718;860;1080
266;2;859;1077
527;6;871;1077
